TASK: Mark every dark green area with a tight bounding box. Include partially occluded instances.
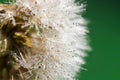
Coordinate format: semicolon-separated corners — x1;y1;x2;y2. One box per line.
0;0;15;4
78;0;120;80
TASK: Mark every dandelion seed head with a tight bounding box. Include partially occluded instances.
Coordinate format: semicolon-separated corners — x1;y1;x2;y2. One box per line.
0;0;90;80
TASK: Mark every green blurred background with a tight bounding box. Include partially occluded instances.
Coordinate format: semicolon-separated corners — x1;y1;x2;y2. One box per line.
0;0;120;80
78;0;120;80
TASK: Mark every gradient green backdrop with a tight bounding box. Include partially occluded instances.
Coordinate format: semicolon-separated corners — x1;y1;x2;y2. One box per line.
78;0;120;80
0;0;120;80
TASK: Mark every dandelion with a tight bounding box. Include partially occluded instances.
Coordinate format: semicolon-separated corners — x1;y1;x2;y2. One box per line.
0;0;89;80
